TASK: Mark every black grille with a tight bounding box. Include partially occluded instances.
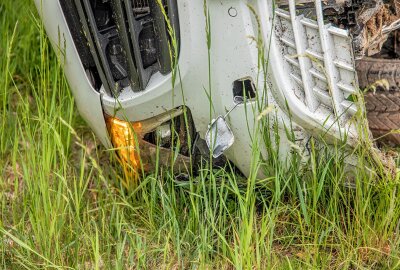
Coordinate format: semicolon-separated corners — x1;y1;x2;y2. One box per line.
60;0;180;95
132;0;150;17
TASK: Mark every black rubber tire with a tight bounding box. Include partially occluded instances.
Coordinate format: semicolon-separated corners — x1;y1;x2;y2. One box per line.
365;91;400;145
357;57;400;145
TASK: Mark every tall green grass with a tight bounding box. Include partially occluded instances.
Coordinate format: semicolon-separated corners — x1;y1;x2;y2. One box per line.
1;0;400;269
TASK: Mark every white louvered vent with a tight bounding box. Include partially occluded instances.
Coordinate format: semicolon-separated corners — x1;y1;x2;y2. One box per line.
274;0;359;126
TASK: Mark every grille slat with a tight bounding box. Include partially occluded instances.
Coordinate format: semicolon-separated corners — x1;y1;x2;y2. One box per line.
132;0;150;17
122;0;155;89
72;0;114;93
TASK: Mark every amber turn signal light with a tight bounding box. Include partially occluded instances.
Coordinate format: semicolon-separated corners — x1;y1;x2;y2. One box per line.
105;115;144;182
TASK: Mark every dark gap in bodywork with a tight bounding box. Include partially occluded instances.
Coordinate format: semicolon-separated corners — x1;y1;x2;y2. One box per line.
143;108;195;157
232;78;256;101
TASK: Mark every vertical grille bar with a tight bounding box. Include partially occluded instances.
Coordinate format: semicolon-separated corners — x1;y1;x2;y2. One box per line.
112;0;141;90
149;0;172;74
287;0;319;112
73;0;113;94
123;0;155;90
314;0;345;120
154;0;181;73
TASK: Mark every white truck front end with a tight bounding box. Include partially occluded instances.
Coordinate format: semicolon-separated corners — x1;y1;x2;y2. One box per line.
35;0;400;177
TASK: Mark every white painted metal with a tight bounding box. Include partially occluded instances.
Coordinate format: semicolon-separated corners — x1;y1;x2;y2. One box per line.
271;0;360;142
288;0;319;112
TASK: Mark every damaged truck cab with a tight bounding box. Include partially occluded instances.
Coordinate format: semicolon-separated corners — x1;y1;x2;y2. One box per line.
35;0;400;177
